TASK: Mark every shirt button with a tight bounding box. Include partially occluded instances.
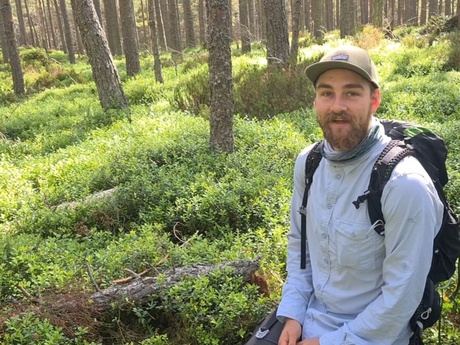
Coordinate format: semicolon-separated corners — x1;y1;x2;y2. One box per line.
323;258;330;265
306;313;312;320
335;174;341;180
321;233;327;239
316;284;321;290
327;204;332;209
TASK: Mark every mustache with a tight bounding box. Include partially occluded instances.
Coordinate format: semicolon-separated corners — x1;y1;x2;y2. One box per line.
325;112;351;122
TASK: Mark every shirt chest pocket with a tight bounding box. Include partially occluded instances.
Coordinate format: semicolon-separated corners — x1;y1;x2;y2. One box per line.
334;220;383;270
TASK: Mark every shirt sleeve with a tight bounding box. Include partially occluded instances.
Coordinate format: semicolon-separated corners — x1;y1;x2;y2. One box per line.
319;157;444;345
277;148;314;324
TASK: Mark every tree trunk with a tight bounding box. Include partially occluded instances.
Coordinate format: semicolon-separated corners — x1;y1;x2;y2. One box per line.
103;0;123;55
46;0;57;49
263;0;290;66
340;0;355;37
53;0;66;51
147;0;164;83
70;0;128;110
159;0;170;49
168;0;182;61
59;0;75;63
93;0;103;24
119;0;141;76
325;0;333;30
183;0;196;48
37;0;49;49
24;0;38;46
304;0;311;31
240;0;251;53
372;0;383;27
153;0;166;50
14;0;27;45
0;0;25;94
0;6;9;62
360;0;368;24
90;259;260;309
207;0;235;153
290;0;301;64
198;0;206;44
311;0;323;38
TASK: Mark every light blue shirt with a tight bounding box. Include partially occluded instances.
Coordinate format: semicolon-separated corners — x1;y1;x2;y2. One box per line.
277;134;444;345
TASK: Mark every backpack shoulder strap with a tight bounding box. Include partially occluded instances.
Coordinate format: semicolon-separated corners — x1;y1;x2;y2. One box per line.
352;140;414;235
300;141;323;269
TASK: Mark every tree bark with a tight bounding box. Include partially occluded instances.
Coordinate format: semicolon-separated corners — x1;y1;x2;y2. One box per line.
90;258;261;310
207;0;235;153
311;0;323;38
183;0;196;48
14;0;27;45
290;0;301;64
70;0;128;110
0;7;9;63
198;0;206;44
59;0;75;63
340;0;355;37
147;0;164;83
263;0;290;66
168;0;182;61
103;0;123;55
53;0;66;51
240;0;251;53
154;0;166;50
119;0;141;76
0;0;25;95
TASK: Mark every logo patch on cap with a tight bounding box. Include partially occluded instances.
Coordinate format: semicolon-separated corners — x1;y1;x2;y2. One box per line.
331;54;349;61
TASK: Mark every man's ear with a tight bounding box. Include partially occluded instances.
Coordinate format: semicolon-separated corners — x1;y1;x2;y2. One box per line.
371;88;381;113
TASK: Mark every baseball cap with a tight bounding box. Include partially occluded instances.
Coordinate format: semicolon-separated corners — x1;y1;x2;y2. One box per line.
305;46;380;89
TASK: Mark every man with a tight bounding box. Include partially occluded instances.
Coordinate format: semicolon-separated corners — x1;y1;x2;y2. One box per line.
276;46;444;345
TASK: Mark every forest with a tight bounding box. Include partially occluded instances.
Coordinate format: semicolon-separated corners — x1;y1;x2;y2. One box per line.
1;0;460;344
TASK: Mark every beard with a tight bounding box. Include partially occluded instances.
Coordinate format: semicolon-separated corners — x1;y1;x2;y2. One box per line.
317;112;371;151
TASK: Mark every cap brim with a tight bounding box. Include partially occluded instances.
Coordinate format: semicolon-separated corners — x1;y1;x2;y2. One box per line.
305;61;379;89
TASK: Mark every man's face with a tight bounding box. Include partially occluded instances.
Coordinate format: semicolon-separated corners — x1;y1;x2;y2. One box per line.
314;69;381;151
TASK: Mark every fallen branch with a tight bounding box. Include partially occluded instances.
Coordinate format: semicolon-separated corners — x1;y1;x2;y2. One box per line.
90;257;261;311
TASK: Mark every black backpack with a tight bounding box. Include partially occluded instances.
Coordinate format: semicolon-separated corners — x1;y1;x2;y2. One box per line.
299;120;460;345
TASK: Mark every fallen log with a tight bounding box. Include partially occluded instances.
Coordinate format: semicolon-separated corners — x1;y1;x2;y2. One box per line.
90;257;261;311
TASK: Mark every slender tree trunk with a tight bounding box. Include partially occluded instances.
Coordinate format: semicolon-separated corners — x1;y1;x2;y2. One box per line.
263;0;290;66
304;0;311;31
340;0;355;37
52;0;66;51
15;0;27;45
0;8;9;62
59;0;76;63
159;0;170;49
24;0;38;46
37;0;49;49
325;0;333;30
168;0;182;61
248;0;255;39
207;0;235;153
139;0;148;49
153;0;166;50
311;0;323;38
119;0;141;76
372;0;384;27
147;0;164;83
183;0;196;47
240;0;251;53
0;0;25;94
290;0;301;64
70;0;128;110
103;0;123;55
198;0;206;44
46;0;57;49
